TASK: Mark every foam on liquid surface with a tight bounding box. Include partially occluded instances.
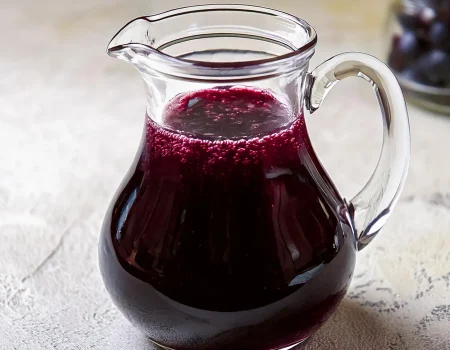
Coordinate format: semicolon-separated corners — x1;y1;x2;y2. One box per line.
146;86;307;174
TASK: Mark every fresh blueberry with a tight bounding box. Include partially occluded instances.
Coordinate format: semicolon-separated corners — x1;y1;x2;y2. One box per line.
389;51;406;72
415;50;450;86
401;67;429;84
398;31;421;58
437;3;450;22
436;0;450;11
419;7;437;27
429;0;443;9
430;22;450;48
398;13;420;30
389;36;406;71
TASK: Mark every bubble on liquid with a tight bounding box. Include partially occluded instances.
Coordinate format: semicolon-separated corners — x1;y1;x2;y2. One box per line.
188;97;201;108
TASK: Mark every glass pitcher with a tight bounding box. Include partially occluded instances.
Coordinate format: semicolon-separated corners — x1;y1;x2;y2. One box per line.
99;5;410;350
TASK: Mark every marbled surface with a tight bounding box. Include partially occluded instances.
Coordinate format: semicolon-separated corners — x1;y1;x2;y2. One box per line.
1;0;450;349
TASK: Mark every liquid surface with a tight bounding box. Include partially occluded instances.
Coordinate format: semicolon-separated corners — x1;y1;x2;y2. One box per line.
99;87;356;350
160;86;293;139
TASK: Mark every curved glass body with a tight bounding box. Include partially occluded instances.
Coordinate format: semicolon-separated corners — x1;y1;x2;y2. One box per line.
100;86;356;349
99;5;410;349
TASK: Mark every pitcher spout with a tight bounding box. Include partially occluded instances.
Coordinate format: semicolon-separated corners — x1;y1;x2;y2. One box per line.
107;17;158;69
106;5;317;81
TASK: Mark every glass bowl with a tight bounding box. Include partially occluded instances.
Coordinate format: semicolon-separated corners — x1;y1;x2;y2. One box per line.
386;0;450;113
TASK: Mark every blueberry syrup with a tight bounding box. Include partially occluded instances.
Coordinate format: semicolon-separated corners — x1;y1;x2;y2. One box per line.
99;86;356;350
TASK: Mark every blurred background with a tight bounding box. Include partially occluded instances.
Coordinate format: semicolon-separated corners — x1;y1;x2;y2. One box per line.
2;0;450;349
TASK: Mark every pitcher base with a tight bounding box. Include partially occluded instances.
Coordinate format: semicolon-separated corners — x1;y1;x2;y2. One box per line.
148;338;309;350
278;338;308;349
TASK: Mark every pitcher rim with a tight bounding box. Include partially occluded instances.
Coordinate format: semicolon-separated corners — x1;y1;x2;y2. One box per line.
107;4;317;76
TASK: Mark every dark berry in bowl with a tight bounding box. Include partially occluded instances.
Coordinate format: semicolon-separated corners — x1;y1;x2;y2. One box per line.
401;67;430;85
398;13;421;30
418;7;437;28
437;3;450;22
389;35;407;71
399;31;421;57
388;32;422;71
414;50;450;86
430;22;450;48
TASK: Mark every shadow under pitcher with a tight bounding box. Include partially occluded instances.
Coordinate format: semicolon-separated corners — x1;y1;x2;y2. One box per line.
98;5;411;350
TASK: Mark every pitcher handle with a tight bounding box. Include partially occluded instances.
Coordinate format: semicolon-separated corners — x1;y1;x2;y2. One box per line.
305;53;411;251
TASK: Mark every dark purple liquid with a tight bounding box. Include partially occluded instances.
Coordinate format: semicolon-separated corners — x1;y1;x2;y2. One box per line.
99;87;356;350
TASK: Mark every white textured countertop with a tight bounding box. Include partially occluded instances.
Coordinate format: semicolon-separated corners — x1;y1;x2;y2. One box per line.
1;0;450;349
